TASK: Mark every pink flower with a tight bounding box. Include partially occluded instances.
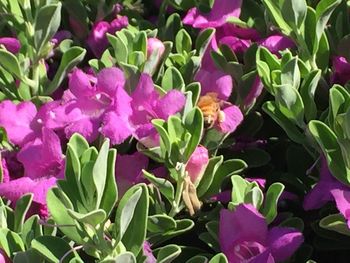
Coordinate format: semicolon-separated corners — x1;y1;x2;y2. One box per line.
45;67;133;145
0;100;40;147
183;0;242;29
331;56;350;85
220;204;303;263
259;35;296;57
0;37;21;54
87;16;128;58
186;146;209;184
130;73;186;147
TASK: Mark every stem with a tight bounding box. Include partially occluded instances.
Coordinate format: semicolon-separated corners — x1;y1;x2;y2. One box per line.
169;163;186;217
59;245;83;263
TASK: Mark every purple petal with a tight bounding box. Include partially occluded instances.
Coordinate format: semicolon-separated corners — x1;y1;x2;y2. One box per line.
195;69;233;100
185;146;209;184
143;241;156;263
109;16;129;34
132;74;158;106
101;111;133;145
244;76;264;107
69;69;96;98
64;117;100;142
115;152;148;196
154;90;186;119
183;0;242;28
87;21;110;58
259;35;295;56
96;67;126;97
219;204;268;255
331;56;350;85
330;189;350;227
0;176;56;204
216;105;243;133
219;36;251;54
51;30;72;46
249;250;275;263
267;227;303;262
0;100;38;146
0;37;21;54
219;24;261;41
17;128;63;179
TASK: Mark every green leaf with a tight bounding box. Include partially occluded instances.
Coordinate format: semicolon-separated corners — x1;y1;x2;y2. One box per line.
156;244;181;263
46;47;86;95
13;249;42;263
34;3;62;55
92;139;110;207
162;67;185;91
274;84;305;127
209;253;228;263
176;29;192;54
46;188;83;243
67;209;106;227
100;149;118;216
115;184;149;256
186;256;208;263
14;194;33;233
0;49;22;79
261;0;292;34
281;57;300;90
300;69;321;121
281;0;307;29
319;214;350;236
152;119;172;156
231;175;249;205
309;120;350;185
197;156;224;197
148;214;177;233
67;133;89;159
107;34;128;64
195;28;216;57
0;229;25;258
184;108;204;160
21;215;42;248
31;236;81;263
111;252;136;263
261;183;285;224
315;0;341;52
143;170;175;203
263;101;306;144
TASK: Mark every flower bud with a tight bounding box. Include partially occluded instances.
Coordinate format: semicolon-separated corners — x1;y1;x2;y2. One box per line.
186;146;209;184
0;37;20;54
147;37;165;61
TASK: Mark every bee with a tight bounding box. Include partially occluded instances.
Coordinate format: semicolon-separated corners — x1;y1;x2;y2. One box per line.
197;92;225;128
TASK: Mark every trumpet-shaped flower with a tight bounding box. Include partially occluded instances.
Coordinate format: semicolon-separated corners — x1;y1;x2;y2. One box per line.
219;204;303;263
45;67;133;145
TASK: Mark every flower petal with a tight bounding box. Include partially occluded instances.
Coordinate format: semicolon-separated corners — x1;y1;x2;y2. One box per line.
154;90;186;119
101;111;133;145
217;105;243;133
183;0;242;28
219;204;267;255
267;227;303;262
97;67;126;97
0;100;38;146
330;189;350;227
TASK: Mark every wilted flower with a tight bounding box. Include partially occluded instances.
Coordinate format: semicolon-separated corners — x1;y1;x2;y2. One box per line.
220;204;303;263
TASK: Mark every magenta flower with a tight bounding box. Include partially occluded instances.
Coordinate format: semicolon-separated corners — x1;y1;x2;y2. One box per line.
304;156;350;227
0;37;21;54
195;54;243;134
45;67;133;145
259;35;295;56
331;56;350;85
186;146;209;184
147;38;165;59
143;241;156;263
219;204;303;263
183;0;242;29
87;16;128;58
130;73;186;147
115;152;149;197
0;128;63;218
0;100;40;147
